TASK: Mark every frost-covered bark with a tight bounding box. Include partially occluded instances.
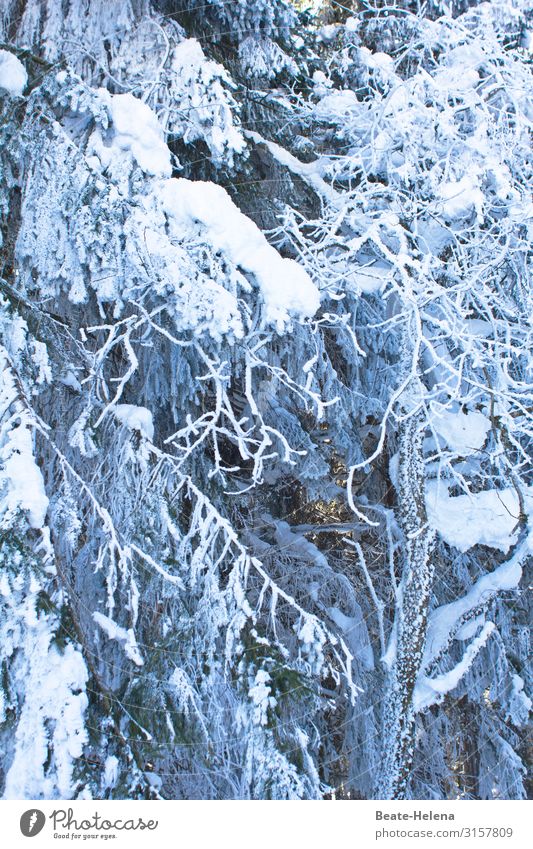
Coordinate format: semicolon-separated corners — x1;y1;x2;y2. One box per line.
379;400;436;799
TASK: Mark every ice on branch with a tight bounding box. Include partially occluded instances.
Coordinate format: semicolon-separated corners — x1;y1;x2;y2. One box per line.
93;612;144;666
414;621;496;712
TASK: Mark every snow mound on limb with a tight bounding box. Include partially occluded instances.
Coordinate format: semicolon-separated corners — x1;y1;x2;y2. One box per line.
72;86;318;334
161;178;320;330
430;406;491;455
426;483;533;553
109;93;172;177
113;404;154;441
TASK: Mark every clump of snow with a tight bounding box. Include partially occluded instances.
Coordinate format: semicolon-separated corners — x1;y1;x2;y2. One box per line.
239;36;297;80
506;674;532;726
318;24;339;44
433;65;480;93
108;92;172;177
31;340;52;385
315;89;359;121
249;669;277;726
3;597;89;801
169;39;246;166
103;755;119;789
297;615;327;676
0;50;27;97
171;37;204;70
431;406;491;455
312;70;332;89
60;366;82;393
0;352;49;530
359;48;397;84
161;178;320;329
432;41;485;95
93;611;144;666
446;42;487;71
88;91;171;178
437;174;484;221
0;421;49;529
426;483;532;553
113;404;154;441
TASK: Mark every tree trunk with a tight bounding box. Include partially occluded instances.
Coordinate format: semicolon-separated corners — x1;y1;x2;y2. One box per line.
377;406;435;799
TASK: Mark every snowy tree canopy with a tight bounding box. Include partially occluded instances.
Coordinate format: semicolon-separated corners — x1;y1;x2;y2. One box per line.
0;0;531;800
